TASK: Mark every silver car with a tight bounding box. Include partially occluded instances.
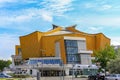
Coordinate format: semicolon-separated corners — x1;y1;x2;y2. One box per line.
105;74;120;80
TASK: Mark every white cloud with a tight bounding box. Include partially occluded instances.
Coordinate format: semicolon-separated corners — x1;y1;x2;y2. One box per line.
84;3;95;8
0;15;32;23
0;15;31;27
0;0;17;3
40;11;53;22
21;8;53;22
87;27;103;33
90;17;120;26
93;4;112;11
0;0;18;8
0;0;38;4
0;9;52;26
101;4;112;10
74;16;120;27
22;0;38;3
110;37;120;45
0;33;19;60
90;27;98;31
0;0;74;24
84;1;112;11
40;0;74;16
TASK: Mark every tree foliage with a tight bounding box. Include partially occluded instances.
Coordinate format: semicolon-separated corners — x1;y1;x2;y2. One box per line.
107;58;120;74
107;47;120;73
0;60;12;71
115;47;120;56
94;45;115;69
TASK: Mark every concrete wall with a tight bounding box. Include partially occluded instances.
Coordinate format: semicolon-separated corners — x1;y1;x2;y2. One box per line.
80;54;91;65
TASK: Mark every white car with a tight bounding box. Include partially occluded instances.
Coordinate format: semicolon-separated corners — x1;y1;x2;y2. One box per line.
105;74;120;80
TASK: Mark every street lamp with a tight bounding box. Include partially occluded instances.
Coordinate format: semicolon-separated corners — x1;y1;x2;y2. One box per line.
60;60;64;80
88;65;90;75
72;57;75;80
36;63;40;80
62;60;64;80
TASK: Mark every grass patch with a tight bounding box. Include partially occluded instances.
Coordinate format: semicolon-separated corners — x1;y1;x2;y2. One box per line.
76;75;88;78
0;78;23;80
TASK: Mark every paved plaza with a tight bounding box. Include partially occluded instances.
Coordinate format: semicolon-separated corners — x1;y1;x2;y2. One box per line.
23;76;88;80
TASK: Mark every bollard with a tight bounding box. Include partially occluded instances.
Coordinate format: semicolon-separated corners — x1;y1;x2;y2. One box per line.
37;71;40;80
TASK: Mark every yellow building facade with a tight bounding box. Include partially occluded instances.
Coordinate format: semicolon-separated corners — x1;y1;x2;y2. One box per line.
15;25;110;64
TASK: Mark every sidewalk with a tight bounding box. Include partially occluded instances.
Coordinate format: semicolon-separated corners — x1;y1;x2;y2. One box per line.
23;76;88;80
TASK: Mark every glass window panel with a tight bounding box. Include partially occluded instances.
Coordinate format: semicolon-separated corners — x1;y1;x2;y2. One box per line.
65;40;80;64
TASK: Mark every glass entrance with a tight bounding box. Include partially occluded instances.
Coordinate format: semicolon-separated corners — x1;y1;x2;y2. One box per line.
39;70;64;77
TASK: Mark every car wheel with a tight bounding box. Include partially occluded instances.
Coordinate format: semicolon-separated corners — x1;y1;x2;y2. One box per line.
105;78;107;80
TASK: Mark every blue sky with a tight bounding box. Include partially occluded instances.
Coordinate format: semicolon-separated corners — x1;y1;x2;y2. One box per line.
0;0;120;60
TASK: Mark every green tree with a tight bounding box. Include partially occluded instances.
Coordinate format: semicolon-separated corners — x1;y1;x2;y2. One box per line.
107;58;120;73
107;47;120;73
115;47;120;56
0;60;12;71
94;45;115;72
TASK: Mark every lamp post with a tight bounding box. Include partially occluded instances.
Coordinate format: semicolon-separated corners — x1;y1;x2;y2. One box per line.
88;65;90;75
62;60;64;80
60;60;64;80
36;63;40;80
96;62;101;72
37;71;40;80
72;57;75;80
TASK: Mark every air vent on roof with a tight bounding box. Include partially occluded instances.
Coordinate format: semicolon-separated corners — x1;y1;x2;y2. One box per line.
69;24;77;28
52;24;59;29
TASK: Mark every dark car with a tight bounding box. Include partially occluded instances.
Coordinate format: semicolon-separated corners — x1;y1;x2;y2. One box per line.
88;74;105;80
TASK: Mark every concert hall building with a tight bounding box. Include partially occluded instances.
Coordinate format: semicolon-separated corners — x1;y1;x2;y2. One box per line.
11;24;110;76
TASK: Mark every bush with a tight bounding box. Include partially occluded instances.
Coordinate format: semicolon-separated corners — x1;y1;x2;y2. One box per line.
12;74;30;78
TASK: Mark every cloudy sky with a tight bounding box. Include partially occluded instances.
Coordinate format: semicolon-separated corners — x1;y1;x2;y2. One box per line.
0;0;120;60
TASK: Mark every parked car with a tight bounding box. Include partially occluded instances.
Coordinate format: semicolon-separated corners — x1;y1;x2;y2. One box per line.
105;74;120;80
0;72;12;78
88;74;105;80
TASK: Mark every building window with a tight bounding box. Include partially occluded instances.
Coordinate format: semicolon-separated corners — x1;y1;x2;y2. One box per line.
28;59;62;65
18;48;21;54
64;40;80;64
